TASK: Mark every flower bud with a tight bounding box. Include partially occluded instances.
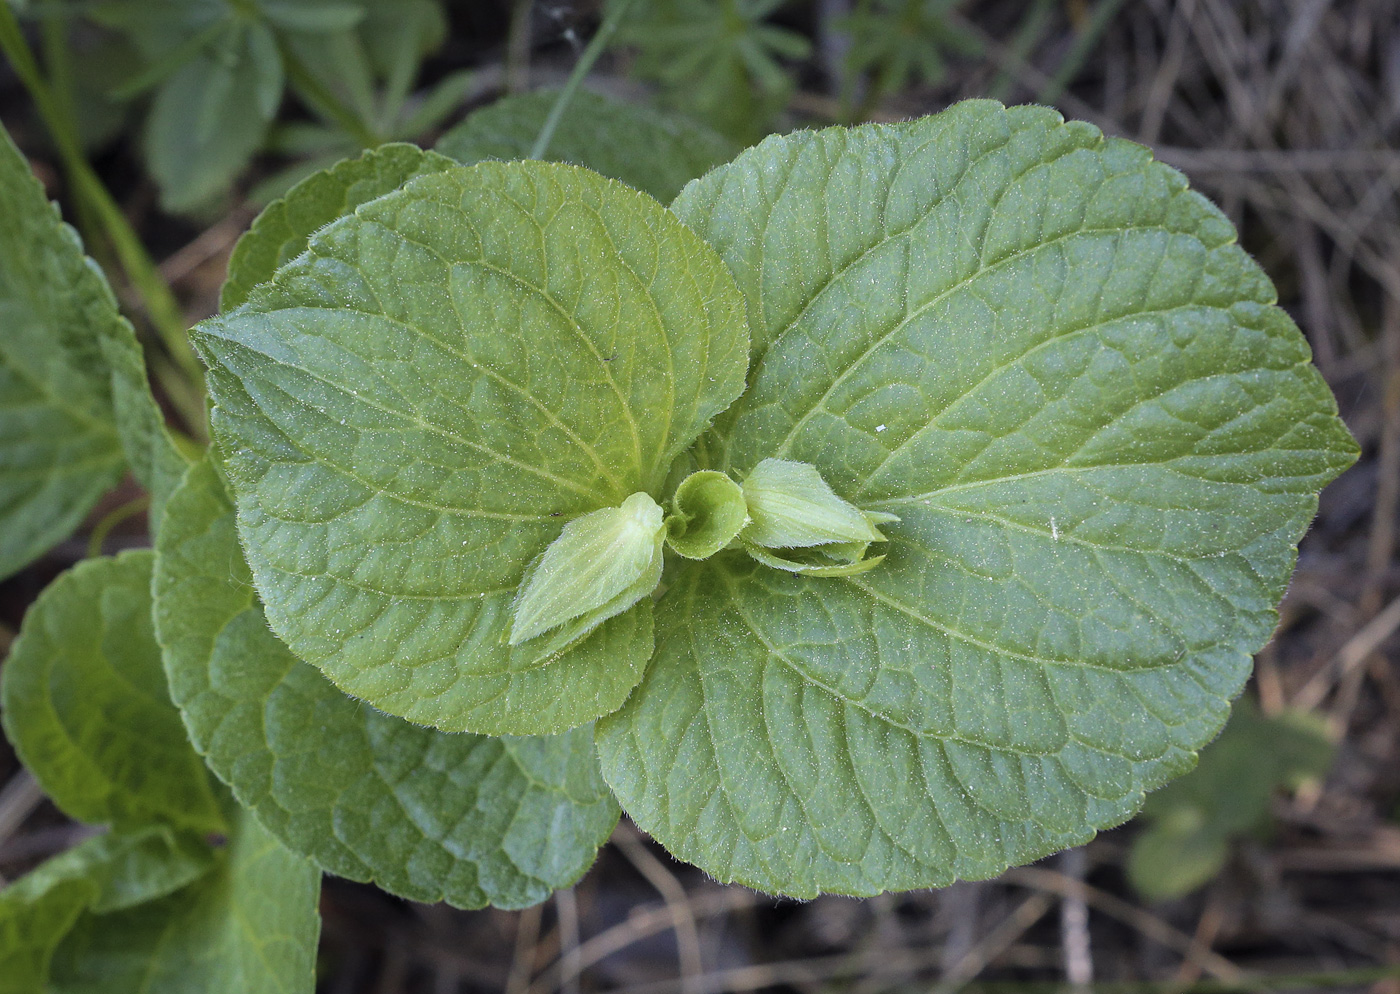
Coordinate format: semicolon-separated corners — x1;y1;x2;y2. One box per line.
509;492;666;645
739;459;897;576
665;470;748;560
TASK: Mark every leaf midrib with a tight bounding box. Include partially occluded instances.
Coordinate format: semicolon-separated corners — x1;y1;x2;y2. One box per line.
361;190;652;489
360;216;644;494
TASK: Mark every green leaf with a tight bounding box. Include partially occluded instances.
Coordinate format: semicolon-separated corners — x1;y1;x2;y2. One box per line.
143;26;280;213
2;827;213;918
1127;699;1334;900
0;876;91;994
838;0;982;104
0;123;125;579
434;89;737;204
282;23;377;125
247;20;284;121
87;1;226;56
153;455;621;908
0;828;214;994
357;0;445;80
739;458;894;549
398;69;472;138
1126;807;1230;903
49;810;320;994
597;102;1358;897
610;0;810;142
97;320;191;526
0;120;187;544
195;160;748;734
740;541;888;577
221;143;458;310
1;551;227;835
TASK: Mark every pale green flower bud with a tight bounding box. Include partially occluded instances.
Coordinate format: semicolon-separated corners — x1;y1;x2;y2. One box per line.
739;458;897;576
509;492;666;645
665;470;749;560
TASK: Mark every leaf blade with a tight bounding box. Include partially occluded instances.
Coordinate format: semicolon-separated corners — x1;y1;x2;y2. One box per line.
197;160;748;734
601;102;1358;897
49;811;320;994
153;455;621;908
0;124;127;579
0;552;226;835
143;31;278;213
0;828;214;994
221;143;459;311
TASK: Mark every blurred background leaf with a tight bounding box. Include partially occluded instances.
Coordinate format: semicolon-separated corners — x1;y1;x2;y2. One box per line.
1128;700;1335;902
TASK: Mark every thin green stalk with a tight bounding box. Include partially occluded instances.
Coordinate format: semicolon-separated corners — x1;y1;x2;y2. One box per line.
281;41;380;149
0;3;205;413
1036;0;1130;105
529;0;635;161
38;9;104;251
87;496;151;558
39;9;76;134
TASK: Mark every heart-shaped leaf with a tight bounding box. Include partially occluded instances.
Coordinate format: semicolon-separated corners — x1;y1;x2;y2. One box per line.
596;102;1358;898
221;143;459;311
196;160;748;734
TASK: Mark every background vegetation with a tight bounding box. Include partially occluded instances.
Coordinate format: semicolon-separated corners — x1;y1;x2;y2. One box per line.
0;0;1396;990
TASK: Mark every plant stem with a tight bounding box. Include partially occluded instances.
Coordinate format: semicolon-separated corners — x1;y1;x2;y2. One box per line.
87;496;151;558
38;10;104;248
0;4;206;419
38;10;76;138
529;0;635;161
